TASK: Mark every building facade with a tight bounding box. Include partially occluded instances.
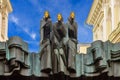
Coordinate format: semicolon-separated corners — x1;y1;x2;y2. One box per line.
77;43;91;54
86;0;120;43
79;0;120;54
0;0;12;42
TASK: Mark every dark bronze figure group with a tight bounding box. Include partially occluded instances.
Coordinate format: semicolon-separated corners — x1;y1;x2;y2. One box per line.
40;11;78;76
0;11;120;80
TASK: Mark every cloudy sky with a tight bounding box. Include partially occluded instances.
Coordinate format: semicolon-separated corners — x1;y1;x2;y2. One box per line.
8;0;93;52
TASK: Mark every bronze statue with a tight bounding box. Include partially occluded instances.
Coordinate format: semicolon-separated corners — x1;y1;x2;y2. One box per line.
66;12;77;73
52;14;68;74
40;11;52;74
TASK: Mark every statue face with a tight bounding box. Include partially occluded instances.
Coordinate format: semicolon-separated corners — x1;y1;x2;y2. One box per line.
70;12;75;19
57;14;62;21
44;11;49;18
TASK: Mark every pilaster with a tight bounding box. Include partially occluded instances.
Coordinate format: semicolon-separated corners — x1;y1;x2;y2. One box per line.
0;0;12;42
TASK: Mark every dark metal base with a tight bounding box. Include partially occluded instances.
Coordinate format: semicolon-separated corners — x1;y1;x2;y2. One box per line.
0;72;119;80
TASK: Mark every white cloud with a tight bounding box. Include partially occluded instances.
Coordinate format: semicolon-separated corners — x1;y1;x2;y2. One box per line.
9;15;36;40
23;28;36;40
24;28;29;33
9;15;19;25
31;32;36;40
24;40;39;45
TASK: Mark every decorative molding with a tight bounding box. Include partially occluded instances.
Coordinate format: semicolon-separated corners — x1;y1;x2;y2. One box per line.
109;23;120;43
93;11;104;32
86;0;103;25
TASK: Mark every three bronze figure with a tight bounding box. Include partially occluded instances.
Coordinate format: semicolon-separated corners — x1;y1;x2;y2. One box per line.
40;11;78;76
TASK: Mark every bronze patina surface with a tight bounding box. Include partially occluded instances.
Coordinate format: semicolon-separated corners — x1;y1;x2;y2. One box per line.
0;12;120;80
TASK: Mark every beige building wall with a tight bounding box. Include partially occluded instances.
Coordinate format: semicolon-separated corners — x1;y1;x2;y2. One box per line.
79;0;120;54
86;0;120;43
77;43;91;54
0;0;12;42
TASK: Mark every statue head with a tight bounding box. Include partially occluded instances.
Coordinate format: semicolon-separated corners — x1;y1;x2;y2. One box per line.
57;13;63;21
70;12;75;19
44;11;50;19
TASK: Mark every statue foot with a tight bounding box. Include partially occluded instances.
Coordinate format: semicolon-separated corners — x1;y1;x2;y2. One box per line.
67;67;76;73
41;68;52;73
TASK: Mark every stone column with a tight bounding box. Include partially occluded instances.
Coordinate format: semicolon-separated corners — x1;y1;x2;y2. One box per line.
114;0;120;29
103;4;107;41
0;11;2;41
0;0;12;42
111;0;115;31
1;7;8;41
0;1;2;41
1;10;7;41
106;7;112;37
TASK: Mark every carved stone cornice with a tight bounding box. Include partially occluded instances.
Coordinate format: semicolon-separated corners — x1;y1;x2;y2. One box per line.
108;23;120;43
86;0;103;26
93;11;104;32
0;0;12;13
114;0;120;8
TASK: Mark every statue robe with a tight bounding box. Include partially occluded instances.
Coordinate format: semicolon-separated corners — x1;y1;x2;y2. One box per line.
40;18;52;73
52;21;68;75
66;18;78;73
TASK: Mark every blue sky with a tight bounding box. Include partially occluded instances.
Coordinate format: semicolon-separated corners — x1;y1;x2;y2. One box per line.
8;0;93;52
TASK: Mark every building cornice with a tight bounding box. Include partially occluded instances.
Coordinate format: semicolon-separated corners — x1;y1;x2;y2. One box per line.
93;11;104;32
7;0;13;12
3;0;13;13
86;0;102;26
109;23;120;43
